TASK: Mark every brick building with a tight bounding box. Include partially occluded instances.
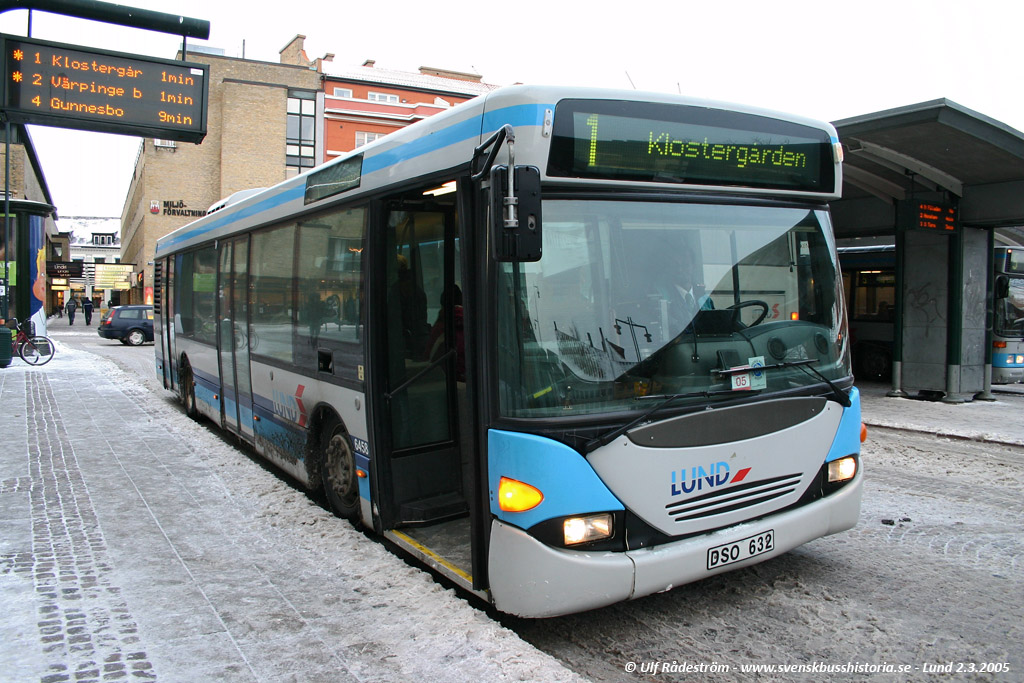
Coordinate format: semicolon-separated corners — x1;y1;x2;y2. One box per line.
323;61;497;159
120;35;499;304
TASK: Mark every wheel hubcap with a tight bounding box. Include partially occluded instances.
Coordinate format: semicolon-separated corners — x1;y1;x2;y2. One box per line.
326;433;356;500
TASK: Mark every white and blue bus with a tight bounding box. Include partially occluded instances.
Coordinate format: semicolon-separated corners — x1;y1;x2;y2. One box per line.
154;85;863;617
993;246;1024;383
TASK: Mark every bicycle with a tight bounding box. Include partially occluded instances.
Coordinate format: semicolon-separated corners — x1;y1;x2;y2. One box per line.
9;318;55;365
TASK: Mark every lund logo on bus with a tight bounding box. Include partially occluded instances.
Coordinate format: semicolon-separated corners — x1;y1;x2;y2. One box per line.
272;384;307;427
670;462;751;496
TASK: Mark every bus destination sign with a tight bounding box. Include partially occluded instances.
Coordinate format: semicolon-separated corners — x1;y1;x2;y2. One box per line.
547;99;835;194
0;34;208;143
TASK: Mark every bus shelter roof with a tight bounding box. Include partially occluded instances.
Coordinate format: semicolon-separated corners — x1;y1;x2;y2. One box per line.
831;98;1024;237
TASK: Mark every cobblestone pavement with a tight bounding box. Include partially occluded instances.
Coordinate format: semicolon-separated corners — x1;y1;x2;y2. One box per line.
0;329;582;683
2;370;155;682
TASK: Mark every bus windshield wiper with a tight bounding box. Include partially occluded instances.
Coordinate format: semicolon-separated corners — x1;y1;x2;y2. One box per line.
774;359;851;407
583;388;753;454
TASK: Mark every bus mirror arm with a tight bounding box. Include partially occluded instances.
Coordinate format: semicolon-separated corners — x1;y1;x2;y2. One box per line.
471;124;515;182
472;124;543;262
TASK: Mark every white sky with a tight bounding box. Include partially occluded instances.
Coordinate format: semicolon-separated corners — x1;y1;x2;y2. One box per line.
1;0;1021;218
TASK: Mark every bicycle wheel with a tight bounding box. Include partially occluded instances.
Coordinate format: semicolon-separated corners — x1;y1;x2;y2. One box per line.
19;335;55;365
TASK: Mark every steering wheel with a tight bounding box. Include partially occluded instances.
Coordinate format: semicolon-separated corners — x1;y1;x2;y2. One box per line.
728;300;770;327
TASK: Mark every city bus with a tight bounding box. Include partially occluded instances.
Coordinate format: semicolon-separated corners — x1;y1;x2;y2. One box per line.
993;246;1024;383
153;85;863;617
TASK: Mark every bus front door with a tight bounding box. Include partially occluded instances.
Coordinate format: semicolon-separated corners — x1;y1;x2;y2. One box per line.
375;191;467;529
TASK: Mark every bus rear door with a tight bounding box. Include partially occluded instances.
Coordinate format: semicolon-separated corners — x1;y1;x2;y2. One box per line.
217;237;255;440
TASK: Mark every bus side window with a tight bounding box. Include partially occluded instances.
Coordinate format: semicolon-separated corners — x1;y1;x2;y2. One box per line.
250;224;296;363
294;207;367;380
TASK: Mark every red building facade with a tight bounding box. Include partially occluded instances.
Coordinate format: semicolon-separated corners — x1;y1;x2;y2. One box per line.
323;61;498;160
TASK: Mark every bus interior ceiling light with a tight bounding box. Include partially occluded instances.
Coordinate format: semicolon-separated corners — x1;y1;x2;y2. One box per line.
563;513;613;545
498;477;543;512
827;456;857;483
423;181;457;196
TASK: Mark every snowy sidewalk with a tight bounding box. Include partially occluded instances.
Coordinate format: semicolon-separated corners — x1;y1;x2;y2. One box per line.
858;381;1024;446
0;341;584;683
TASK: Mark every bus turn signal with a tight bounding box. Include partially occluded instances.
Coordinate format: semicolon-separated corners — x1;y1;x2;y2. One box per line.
498;477;543;512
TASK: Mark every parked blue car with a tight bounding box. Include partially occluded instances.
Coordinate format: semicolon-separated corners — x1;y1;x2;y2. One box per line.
98;305;154;345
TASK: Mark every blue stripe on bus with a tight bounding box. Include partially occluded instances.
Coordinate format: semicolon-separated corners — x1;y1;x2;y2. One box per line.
362;103;550;174
158;184;305;253
157;103;552;254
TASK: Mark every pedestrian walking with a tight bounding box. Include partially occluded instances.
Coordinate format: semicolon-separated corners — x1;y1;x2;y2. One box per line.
66;297;77;325
83;298;94;325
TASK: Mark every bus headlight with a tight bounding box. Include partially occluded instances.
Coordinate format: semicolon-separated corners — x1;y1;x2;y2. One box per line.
563;513;613;545
827;456;858;483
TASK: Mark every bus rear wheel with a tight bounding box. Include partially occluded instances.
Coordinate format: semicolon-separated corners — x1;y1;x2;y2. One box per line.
180;360;199;419
322;418;359;521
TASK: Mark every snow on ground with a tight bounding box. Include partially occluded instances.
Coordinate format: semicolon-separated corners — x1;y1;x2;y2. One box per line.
5;336;587;682
13;324;1024;682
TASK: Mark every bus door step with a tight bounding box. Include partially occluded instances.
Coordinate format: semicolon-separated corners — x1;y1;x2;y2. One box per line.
400;492;468;525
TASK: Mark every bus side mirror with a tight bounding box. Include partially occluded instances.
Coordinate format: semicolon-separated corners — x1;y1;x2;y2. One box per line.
996;274;1010;299
490;165;542;262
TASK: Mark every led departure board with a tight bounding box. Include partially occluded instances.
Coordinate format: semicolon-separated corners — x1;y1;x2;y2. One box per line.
547;99;835;193
1;35;208;143
909;200;957;232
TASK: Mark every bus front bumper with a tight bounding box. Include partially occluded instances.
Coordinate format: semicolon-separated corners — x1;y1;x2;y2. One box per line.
487;470;863;618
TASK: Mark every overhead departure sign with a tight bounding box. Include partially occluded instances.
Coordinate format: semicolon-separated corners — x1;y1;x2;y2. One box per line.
0;34;208;143
901;200;958;233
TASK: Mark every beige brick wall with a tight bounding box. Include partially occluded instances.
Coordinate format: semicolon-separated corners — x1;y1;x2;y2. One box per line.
119;52;321;302
221;81;288;193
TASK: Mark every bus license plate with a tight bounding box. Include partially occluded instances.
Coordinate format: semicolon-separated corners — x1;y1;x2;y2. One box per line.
707;530;775;570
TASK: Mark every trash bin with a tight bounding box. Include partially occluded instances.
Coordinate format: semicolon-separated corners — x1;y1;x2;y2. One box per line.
0;322;11;369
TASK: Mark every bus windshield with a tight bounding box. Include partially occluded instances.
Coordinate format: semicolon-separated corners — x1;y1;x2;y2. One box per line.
995;275;1024;338
497;200;849;418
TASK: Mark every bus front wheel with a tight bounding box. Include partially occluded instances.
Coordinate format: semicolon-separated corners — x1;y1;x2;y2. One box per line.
321;418;359;521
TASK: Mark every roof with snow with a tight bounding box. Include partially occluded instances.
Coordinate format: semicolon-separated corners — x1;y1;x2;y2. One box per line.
324;63;500;97
58;216;121;242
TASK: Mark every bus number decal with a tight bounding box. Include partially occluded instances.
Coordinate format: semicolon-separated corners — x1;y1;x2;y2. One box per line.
351;436;370;457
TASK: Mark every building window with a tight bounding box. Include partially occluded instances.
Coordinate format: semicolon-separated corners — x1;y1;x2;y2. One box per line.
355;131;385;147
332;87;353;98
367;91;399;104
287;90;317;171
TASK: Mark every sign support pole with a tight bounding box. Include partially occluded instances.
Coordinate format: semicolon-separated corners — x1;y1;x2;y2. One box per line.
3;117;9;323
